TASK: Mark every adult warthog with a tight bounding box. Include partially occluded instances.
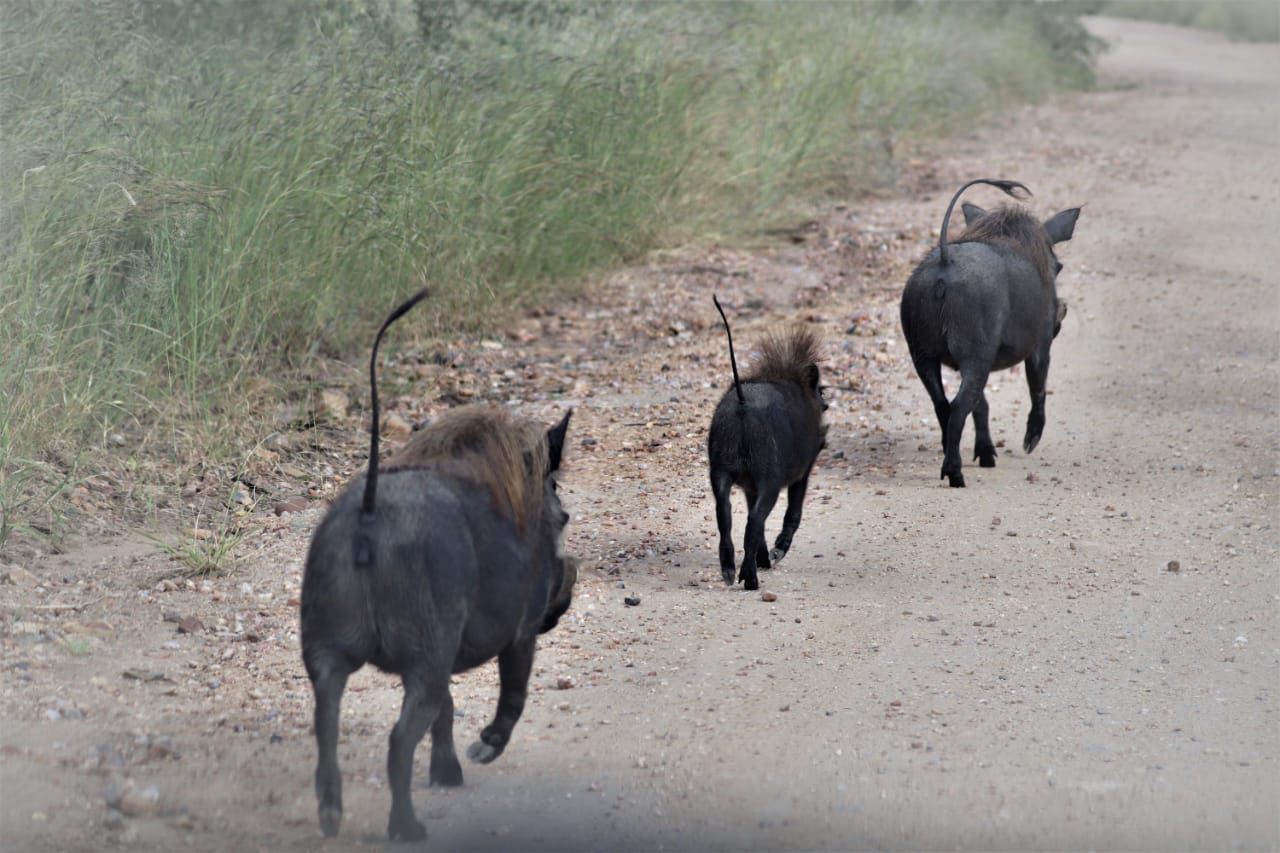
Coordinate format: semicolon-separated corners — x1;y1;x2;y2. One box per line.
900;179;1080;487
300;290;576;842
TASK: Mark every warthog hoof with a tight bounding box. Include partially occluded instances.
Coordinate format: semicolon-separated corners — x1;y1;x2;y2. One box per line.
757;547;771;569
768;547;785;565
975;446;997;468
388;811;426;842
941;465;965;488
319;805;342;838
429;755;463;787
1023;433;1041;454
466;740;502;764
720;565;736;586
742;573;759;591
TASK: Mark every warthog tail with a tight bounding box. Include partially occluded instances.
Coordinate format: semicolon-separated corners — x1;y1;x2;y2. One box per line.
713;294;745;406
938;179;1031;268
361;288;430;521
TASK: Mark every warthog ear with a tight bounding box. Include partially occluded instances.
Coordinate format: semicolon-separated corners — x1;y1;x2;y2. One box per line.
1044;208;1081;244
805;364;820;395
961;202;987;226
546;409;573;473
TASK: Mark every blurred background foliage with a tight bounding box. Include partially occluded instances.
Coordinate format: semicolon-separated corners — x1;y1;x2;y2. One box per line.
0;0;1098;546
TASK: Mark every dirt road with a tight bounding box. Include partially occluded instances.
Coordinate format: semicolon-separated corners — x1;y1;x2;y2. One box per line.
2;17;1277;852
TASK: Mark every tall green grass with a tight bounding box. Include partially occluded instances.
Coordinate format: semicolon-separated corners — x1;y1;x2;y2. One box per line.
1094;0;1279;42
0;0;1094;548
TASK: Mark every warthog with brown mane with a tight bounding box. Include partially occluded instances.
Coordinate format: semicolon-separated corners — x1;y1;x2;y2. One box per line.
300;290;575;842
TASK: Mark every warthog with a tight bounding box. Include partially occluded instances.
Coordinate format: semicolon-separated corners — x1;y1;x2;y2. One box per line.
900;178;1080;487
300;289;575;842
708;296;827;591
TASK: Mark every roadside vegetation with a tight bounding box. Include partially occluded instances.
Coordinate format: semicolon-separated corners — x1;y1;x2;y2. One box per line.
1089;0;1279;42
0;0;1096;549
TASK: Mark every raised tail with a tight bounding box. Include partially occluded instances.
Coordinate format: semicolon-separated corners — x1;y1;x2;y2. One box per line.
361;288;430;518
713;294;745;405
937;179;1031;267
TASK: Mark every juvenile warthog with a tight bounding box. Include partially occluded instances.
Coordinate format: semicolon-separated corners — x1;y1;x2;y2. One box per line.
300;289;575;842
900;179;1080;487
708;296;827;591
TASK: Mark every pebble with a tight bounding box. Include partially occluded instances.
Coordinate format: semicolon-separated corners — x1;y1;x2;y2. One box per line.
555;676;575;690
382;413;412;439
315;389;349;422
118;785;160;818
176;616;204;635
761;591;778;602
624;595;641;606
1166;560;1181;573
272;497;308;516
1;565;38;586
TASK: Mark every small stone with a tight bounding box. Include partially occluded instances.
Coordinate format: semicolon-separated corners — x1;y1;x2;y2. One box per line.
382;413;412;440
1;565;38;586
624;595;641;607
315;389;349;422
990;516;1001;526
1006;530;1018;537
555;676;575;690
176;616;203;635
1166;560;1181;573
118;785;159;818
760;591;778;602
272;497;308;516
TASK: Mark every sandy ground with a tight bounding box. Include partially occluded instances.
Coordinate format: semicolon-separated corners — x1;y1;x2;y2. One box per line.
2;16;1277;853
